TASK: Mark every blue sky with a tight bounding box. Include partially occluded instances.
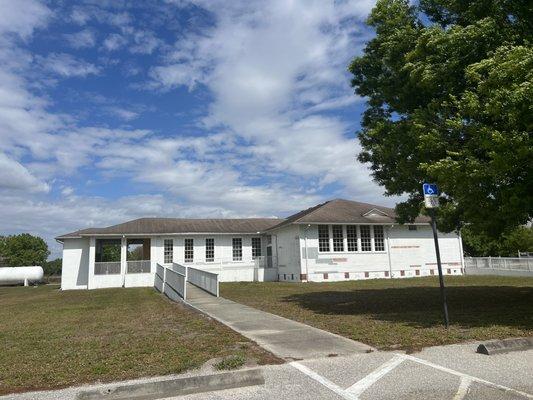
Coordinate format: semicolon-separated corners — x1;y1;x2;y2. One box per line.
0;0;390;257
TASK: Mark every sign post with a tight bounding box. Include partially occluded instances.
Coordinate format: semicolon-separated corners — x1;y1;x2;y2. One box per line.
423;183;450;328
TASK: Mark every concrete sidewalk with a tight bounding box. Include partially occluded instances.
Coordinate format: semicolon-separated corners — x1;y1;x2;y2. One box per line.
186;284;372;360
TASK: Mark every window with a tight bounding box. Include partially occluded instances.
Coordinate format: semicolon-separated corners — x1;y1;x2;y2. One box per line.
232;238;242;261
318;225;330;252
252;237;261;259
205;238;214;262
360;225;372;251
408;225;417;231
184;238;194;262
332;225;344;252
347;225;358;251
374;226;385;251
164;239;173;264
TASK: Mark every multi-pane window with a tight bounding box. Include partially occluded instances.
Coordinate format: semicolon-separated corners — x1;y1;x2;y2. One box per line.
318;225;330;252
360;225;372;252
374;226;385;251
164;239;173;264
332;225;344;252
184;238;194;262
205;238;214;262
252;237;261;259
232;238;242;261
347;226;358;251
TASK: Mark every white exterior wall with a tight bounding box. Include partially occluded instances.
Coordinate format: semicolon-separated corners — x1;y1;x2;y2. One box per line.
296;224;463;282
61;238;90;290
157;234;270;282
272;225;301;281
388;225;463;278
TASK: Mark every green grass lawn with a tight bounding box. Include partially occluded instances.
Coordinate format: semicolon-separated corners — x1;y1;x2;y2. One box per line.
221;276;533;352
0;285;280;395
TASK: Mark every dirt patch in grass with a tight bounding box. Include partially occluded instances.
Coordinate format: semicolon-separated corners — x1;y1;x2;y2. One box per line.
221;276;533;352
0;285;281;395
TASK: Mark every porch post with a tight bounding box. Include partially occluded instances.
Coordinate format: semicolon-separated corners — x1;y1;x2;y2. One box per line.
88;237;95;290
121;236;127;287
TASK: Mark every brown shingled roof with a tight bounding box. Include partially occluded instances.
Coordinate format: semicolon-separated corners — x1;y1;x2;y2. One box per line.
56;218;283;240
265;199;429;230
56;199;430;240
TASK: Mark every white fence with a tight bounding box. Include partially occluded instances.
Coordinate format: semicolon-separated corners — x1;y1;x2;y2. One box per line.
187;266;219;297
154;263;220;300
154;263;187;301
464;257;533;277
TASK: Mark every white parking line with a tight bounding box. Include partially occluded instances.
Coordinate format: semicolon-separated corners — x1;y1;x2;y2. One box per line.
290;361;358;400
345;355;404;397
399;354;533;399
452;377;472;400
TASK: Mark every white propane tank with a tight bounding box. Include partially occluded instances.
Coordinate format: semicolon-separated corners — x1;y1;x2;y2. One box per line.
0;266;44;286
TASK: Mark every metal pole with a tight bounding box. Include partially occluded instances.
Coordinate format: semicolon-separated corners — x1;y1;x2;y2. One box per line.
429;209;450;328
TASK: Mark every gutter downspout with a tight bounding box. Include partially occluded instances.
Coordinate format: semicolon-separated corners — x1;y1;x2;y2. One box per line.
386;225;393;278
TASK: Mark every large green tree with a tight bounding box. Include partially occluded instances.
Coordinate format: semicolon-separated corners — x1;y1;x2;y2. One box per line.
0;234;50;267
349;0;532;237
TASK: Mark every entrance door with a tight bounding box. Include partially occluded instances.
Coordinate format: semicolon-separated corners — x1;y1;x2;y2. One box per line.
266;245;273;268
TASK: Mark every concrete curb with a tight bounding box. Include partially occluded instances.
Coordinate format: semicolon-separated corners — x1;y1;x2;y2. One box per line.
76;368;264;400
476;337;533;355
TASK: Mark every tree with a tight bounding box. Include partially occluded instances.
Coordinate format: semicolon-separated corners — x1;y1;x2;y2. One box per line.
43;258;62;276
0;234;50;267
349;0;532;238
461;226;533;257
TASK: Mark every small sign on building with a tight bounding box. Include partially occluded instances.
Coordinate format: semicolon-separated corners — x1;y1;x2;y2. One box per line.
423;183;439;208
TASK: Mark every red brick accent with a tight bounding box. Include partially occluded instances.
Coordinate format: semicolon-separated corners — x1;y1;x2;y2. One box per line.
300;274;307;281
364;271;369;278
400;270;405;276
384;271;389;277
344;272;349;279
415;270;420;276
323;273;328;279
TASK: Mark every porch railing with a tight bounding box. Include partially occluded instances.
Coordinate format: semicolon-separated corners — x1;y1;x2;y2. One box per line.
187;266;219;297
94;261;121;275
127;260;151;274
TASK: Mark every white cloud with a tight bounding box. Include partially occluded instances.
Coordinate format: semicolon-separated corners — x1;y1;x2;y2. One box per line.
38;53;100;77
106;106;139;121
103;33;127;51
0;0;51;39
0;153;50;192
150;0;383;201
64;29;96;48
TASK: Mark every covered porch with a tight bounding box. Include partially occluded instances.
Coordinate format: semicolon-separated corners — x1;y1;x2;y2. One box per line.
88;237;154;289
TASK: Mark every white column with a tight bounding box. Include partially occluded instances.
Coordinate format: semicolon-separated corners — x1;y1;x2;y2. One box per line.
121;236;127;287
88;237;95;290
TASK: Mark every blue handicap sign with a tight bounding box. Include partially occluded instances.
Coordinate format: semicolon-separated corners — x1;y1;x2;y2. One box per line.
423;183;439;196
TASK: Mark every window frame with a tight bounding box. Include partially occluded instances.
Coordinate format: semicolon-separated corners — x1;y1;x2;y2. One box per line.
318;225;330;252
184;238;194;263
346;225;358;252
251;237;261;259
332;225;344;252
374;225;385;251
205;238;214;262
163;239;173;264
232;237;242;261
360;225;372;252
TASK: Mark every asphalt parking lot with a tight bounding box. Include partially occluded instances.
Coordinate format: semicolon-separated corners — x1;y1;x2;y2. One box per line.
176;342;533;400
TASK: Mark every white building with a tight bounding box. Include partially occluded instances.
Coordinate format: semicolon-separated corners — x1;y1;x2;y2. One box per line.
57;199;464;290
